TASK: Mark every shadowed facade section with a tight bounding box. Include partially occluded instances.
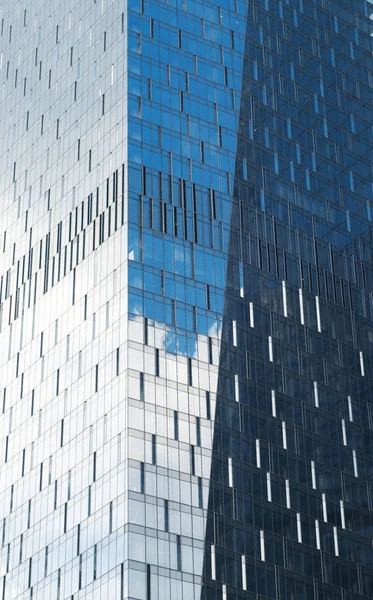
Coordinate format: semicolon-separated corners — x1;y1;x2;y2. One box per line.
202;1;373;598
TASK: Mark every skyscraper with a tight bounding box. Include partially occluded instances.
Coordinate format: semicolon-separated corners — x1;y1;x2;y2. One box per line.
1;0;373;598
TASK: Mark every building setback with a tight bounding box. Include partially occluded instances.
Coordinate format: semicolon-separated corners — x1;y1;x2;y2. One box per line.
1;0;373;599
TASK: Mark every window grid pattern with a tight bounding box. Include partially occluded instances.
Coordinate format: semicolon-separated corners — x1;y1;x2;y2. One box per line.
1;0;373;599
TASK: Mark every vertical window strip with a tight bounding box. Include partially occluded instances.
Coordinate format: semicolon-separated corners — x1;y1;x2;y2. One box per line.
249;302;254;328
229;370;237;403
314;381;319;408
271;390;276;417
260;530;265;561
255;439;261;468
228;457;233;487
311;460;316;489
266;472;272;501
315;296;321;332
285;479;291;508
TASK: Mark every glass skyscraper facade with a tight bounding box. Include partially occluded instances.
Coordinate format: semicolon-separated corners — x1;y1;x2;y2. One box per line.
1;0;373;598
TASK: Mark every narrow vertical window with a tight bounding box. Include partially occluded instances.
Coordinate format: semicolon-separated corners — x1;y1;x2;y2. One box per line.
68;470;71;500
139;372;144;401
282;280;288;317
249;302;254;327
315;296;321;331
93;544;97;579
28;557;32;589
196;417;201;447
314;381;319;408
333;526;339;556
256;439;261;468
79;554;82;589
21;448;26;477
235;373;239;402
228;457;233;488
359;351;365;377
155;349;160;377
241;555;247;590
146;564;151;600
144;317;148;345
286;479;291;508
10;485;14;512
342;419;347;446
198;477;203;508
299;288;304;324
164;500;169;532
190;445;195;475
348;396;353;422
211;545;216;580
260;530;265;561
174;411;178;440
19;532;23;564
340;500;346;530
282;422;287;449
268;336;273;362
206;391;211;420
297;513;302;543
140;462;145;493
208;338;213;364
151;435;157;466
188;358;192;386
311;460;316;489
271;390;276;417
232;320;237;346
322;493;328;522
353;450;358;477
315;519;321;549
266;472;272;501
93;451;96;482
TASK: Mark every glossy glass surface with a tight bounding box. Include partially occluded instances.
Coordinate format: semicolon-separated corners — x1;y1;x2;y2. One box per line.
1;0;373;599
